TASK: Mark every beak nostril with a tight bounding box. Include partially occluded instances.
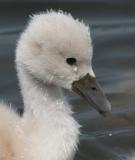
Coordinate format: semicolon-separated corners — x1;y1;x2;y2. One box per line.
91;87;97;91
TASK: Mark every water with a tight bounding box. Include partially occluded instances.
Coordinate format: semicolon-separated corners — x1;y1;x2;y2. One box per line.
0;2;135;160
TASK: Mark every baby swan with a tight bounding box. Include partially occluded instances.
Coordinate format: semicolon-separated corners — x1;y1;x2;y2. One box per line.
0;11;111;160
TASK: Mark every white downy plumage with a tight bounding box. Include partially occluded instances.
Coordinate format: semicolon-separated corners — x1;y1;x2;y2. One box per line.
0;11;111;160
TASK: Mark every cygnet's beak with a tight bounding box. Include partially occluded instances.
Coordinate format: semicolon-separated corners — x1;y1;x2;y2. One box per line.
72;74;111;116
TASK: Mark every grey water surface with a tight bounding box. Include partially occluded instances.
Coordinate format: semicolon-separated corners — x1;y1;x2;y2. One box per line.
0;2;135;160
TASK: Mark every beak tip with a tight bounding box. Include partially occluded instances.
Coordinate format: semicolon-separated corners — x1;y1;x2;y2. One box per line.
98;100;111;117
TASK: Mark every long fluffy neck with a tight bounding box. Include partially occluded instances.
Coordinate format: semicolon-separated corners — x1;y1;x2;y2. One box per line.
17;65;80;160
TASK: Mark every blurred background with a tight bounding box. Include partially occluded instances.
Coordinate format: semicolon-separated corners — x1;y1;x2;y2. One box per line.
0;0;135;159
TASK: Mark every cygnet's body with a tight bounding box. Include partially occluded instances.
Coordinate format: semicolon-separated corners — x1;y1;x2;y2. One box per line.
0;11;111;160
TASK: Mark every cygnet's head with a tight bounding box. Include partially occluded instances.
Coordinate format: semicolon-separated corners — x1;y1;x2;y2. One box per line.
16;11;111;115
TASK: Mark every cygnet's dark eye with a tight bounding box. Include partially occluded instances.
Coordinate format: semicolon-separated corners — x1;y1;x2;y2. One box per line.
66;58;77;65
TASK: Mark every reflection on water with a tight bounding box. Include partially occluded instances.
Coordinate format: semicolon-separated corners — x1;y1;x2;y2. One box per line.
0;2;135;160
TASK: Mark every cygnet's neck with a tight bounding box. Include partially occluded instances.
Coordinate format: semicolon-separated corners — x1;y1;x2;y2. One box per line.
17;66;80;160
18;66;71;118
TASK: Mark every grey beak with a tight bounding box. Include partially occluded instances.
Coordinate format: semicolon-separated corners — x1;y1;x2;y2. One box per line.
72;74;111;116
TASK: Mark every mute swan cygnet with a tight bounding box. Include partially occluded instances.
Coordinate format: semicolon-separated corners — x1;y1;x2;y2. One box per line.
0;11;111;160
